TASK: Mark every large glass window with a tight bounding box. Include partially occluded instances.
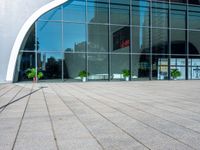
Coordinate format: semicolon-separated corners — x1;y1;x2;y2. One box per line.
16;0;200;82
64;53;86;80
110;3;130;25
132;27;150;53
152;0;169;2
152;28;169;54
63;23;86;52
37;52;62;79
89;0;108;2
88;54;108;80
111;54;129;80
20;25;36;51
111;0;130;5
170;57;186;79
171;4;186;29
152;2;168;27
171;29;186;54
39;6;62;21
15;52;36;82
111;26;130;53
87;1;108;24
152;55;169;80
88;24;108;52
132;1;150;26
132;54;150;80
63;0;86;23
189;31;200;55
37;21;62;51
189;1;200;5
171;0;187;3
188;57;200;80
189;7;200;30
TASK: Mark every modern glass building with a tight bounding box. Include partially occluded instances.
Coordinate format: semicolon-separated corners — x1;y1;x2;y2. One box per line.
14;0;200;82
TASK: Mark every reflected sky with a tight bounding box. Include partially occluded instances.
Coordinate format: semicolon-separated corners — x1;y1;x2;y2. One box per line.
37;21;62;51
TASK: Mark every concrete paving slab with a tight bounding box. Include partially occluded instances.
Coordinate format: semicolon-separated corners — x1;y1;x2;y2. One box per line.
0;81;200;150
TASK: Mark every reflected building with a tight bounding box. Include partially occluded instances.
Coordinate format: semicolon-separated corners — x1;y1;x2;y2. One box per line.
13;0;200;82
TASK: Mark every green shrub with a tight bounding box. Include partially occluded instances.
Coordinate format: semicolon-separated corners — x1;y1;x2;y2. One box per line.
26;68;43;80
78;70;89;78
171;69;181;79
122;69;130;77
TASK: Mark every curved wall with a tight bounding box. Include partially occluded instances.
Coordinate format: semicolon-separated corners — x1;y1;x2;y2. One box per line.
0;0;67;82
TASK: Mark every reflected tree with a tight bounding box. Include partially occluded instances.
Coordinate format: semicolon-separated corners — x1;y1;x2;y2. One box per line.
45;57;62;79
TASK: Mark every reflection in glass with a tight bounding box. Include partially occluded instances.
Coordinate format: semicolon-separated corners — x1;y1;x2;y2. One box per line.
132;27;150;53
39;6;62;21
15;52;35;81
170;57;186;79
37;52;62;79
111;54;129;80
88;0;108;2
88;24;108;52
132;3;149;26
111;26;130;53
64;53;85;80
111;0;130;5
189;31;200;55
189;1;200;5
87;2;108;23
63;23;86;52
171;29;186;54
152;29;169;54
132;54;150;80
37;21;62;51
188;57;200;80
152;0;169;2
189;8;200;30
171;6;186;29
152;55;168;80
16;0;200;82
88;54;108;80
63;0;86;22
110;3;129;25
170;0;187;3
20;25;36;51
152;2;168;27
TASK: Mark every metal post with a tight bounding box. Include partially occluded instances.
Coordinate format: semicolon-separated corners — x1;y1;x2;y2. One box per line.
35;22;38;83
86;0;88;81
186;0;189;80
149;0;152;80
61;5;64;81
129;0;133;81
108;0;111;81
168;1;171;80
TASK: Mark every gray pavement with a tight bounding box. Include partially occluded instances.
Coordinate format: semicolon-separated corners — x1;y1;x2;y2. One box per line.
0;81;200;150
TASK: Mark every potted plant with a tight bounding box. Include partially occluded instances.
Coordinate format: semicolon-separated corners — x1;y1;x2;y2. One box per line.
171;69;181;80
26;68;43;82
122;69;130;81
78;70;89;82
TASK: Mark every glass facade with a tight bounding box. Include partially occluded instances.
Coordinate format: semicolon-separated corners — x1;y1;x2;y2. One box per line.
15;0;200;82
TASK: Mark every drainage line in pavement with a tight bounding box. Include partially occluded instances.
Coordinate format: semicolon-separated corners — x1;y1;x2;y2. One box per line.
72;84;197;150
11;85;34;150
0;87;45;110
51;84;106;150
0;87;24;114
42;88;60;150
62;84;152;150
0;85;17;97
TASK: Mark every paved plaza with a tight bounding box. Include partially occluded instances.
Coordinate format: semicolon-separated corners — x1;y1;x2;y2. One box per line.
0;81;200;150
